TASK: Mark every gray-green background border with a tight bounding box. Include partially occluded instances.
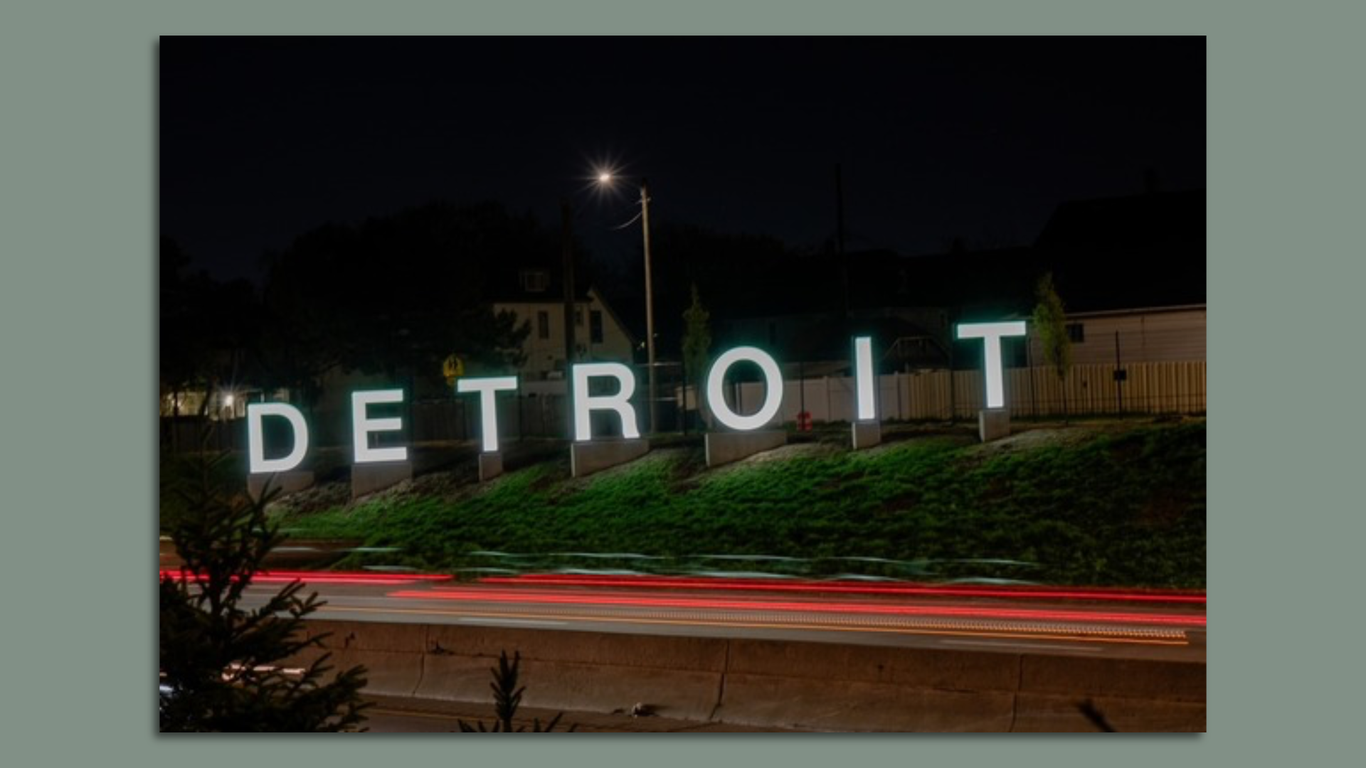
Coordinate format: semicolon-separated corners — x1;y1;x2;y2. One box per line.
2;0;1356;764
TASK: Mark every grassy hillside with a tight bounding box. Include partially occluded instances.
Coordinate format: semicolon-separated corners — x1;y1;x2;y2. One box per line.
270;419;1206;588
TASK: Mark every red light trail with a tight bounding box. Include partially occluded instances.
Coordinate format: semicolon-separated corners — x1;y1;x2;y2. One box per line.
158;569;451;586
478;574;1206;605
390;586;1205;627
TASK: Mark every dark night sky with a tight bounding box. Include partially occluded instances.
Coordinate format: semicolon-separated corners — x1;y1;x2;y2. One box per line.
160;37;1204;284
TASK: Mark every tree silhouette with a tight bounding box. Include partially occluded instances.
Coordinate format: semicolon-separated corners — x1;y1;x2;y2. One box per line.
160;237;258;418
1032;272;1073;420
159;441;369;731
256;202;534;400
457;651;575;733
680;284;712;429
598;222;801;354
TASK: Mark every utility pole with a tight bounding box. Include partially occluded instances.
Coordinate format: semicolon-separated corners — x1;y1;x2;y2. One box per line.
640;179;658;434
1114;330;1125;415
836;163;850;320
561;199;577;372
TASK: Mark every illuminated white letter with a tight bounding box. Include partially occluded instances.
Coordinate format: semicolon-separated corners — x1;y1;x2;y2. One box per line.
706;346;784;431
352;389;408;463
572;363;640;442
956;321;1027;409
854;336;876;421
246;403;309;473
457;376;519;453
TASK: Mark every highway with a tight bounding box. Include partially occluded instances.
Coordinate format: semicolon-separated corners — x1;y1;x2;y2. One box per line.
171;569;1206;663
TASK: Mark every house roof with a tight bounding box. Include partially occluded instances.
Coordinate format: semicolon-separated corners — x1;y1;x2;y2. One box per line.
486;258;594;304
587;286;638;349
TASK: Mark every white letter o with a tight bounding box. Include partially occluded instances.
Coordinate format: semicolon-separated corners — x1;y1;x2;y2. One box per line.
706;347;784;431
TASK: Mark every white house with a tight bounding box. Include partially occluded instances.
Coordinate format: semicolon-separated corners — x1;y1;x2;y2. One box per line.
492;267;636;383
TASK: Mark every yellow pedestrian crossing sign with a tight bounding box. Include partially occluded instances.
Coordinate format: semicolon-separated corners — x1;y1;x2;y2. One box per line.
443;355;465;386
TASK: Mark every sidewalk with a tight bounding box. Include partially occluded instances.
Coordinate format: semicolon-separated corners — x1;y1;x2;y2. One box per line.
362;694;804;733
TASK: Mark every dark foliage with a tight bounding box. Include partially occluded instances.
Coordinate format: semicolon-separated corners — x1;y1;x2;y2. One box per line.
256;201;534;401
160;237;259;415
597;222;803;352
457;651;576;733
159;439;370;732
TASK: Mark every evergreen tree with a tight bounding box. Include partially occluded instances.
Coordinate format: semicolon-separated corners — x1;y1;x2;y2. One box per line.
159;443;370;731
1032;272;1072;419
680;284;712;429
457;651;575;733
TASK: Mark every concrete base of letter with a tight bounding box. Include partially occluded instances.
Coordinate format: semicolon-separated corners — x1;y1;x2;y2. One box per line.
705;430;786;468
571;439;650;478
851;421;882;450
478;452;504;482
978;409;1011;442
247;470;315;501
351;461;413;499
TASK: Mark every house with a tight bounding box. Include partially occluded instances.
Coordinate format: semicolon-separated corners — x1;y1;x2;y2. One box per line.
1021;189;1206;367
309;260;637;399
1031;304;1206;366
491;266;636;383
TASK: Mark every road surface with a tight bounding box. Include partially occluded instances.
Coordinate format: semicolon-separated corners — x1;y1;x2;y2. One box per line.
185;570;1207;663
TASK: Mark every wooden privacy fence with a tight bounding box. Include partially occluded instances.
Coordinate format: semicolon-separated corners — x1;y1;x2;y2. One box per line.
1001;360;1207;419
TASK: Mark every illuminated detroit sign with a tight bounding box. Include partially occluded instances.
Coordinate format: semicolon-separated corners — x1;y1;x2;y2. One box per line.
246;325;1024;473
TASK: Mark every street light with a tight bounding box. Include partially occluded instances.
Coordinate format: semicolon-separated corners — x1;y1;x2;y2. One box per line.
598;173;659;434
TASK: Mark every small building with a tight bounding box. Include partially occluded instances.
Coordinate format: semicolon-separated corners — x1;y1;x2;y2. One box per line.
491;266;636;382
1032;304;1206;366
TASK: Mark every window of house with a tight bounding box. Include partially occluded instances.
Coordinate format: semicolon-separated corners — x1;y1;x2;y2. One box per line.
1066;323;1085;343
537;310;550;340
590;310;604;344
521;269;550;293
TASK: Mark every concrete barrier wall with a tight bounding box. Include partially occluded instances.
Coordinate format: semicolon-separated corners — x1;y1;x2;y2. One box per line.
297;620;1204;732
717;639;1021;731
419;625;726;721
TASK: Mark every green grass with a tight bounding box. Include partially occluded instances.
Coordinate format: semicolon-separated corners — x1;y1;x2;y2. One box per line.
272;420;1206;588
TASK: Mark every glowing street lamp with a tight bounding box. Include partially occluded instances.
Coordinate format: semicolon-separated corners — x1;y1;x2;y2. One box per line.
598;172;659;434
